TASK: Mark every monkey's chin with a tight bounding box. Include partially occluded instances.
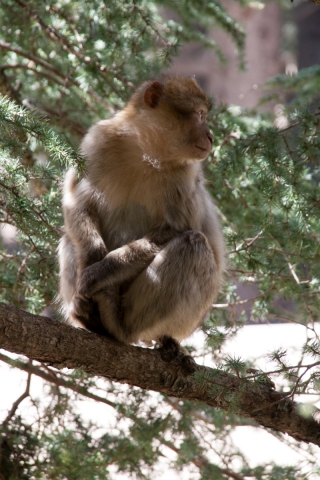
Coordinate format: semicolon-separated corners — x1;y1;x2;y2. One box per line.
193;146;210;161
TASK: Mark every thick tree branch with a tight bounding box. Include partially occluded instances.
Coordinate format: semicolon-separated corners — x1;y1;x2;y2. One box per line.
0;302;319;446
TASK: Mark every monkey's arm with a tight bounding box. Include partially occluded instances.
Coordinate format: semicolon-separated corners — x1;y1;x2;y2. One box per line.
62;171;108;270
201;192;226;277
77;225;180;299
77;238;158;299
64;206;107;269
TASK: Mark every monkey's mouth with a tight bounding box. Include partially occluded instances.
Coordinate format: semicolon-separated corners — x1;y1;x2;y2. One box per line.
195;145;209;152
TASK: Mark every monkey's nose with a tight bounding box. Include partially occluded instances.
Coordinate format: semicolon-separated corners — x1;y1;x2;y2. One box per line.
207;132;213;146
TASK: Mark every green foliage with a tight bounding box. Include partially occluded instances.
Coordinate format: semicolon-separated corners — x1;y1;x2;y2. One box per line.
263;65;320;110
207;106;320;329
0;97;81;312
1;1;320;479
241;464;309;480
0;417;39;479
224;355;247;376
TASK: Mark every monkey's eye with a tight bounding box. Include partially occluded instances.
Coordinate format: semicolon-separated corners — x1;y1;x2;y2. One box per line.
197;110;205;121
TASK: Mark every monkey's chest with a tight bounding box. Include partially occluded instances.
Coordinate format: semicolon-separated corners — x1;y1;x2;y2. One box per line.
100;196;198;251
101;202;157;250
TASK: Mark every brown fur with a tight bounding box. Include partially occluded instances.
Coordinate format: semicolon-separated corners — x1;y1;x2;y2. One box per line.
58;75;225;343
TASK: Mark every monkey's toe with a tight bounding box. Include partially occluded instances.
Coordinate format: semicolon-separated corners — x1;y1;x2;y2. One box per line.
158;335;196;375
159;335;180;362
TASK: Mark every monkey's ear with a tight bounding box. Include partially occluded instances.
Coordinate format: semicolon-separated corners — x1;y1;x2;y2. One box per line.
144;81;164;108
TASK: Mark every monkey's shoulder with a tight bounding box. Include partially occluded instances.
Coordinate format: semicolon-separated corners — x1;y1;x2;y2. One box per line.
81;117;138;155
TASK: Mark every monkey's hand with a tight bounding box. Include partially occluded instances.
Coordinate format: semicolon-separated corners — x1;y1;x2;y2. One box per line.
77;261;107;299
73;295;95;321
147;225;182;246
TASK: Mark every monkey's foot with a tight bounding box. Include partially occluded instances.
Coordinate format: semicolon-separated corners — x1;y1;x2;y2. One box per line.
70;296;110;336
158;335;197;375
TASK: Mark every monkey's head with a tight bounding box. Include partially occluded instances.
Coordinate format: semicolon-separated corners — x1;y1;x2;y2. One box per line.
127;75;214;165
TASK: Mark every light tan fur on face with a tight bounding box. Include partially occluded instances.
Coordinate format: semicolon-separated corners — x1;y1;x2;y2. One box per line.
58;75;225;343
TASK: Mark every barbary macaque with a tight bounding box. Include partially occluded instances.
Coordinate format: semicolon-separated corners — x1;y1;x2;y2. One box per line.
58;75;225;346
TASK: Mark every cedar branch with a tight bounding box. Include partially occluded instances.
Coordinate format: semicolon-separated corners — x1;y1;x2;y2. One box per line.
0;302;319;446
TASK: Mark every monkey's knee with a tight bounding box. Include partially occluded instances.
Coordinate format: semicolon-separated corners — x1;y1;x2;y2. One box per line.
177;230;215;273
181;230;209;248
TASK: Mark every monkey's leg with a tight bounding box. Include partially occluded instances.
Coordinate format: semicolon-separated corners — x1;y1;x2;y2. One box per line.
59;233;109;334
90;286;134;343
70;237;162;338
121;230;220;344
63;170;108;271
77;226;182;302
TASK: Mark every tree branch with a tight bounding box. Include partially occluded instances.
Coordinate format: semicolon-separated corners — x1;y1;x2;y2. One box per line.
0;302;319;446
2;368;31;428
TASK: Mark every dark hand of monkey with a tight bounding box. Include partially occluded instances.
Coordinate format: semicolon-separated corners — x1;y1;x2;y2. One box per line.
77;261;107;299
147;225;183;246
73;295;92;320
159;336;197;375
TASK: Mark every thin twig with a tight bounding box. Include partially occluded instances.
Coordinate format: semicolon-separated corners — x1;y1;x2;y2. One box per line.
0;352;117;409
1;368;31;428
213;285;274;309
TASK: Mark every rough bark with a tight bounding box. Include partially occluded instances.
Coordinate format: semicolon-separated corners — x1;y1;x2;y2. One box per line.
0;302;319;447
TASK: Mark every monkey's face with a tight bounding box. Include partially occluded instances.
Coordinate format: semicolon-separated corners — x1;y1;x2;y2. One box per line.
180;107;213;162
151;104;213;164
137;77;214;165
